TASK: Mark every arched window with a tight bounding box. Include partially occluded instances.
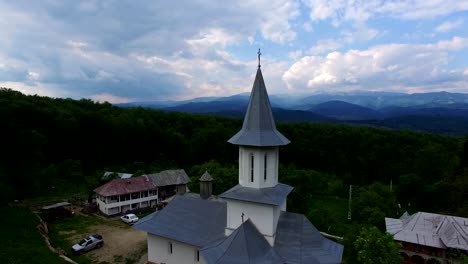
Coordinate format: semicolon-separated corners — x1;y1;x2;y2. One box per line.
250;154;254;182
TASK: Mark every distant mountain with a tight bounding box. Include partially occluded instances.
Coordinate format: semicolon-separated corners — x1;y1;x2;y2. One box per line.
118;91;468;110
296;91;468;110
201;108;335;123
308;101;382;120
352;115;468;136
273;108;336;123
163;98;248;113
117;96;226;109
294;91;403;109
115;90;468;135
381;105;468;118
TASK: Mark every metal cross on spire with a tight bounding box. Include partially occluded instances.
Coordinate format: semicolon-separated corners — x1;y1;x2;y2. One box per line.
257;48;262;68
241;212;245;223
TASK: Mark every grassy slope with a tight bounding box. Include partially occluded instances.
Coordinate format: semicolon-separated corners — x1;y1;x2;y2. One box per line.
0;206;68;264
47;213;106;264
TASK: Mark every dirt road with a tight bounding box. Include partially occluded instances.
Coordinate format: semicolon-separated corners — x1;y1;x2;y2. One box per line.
66;218;148;264
89;222;147;263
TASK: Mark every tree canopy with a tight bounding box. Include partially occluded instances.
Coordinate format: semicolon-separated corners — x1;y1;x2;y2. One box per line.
0;88;466;220
354;226;402;264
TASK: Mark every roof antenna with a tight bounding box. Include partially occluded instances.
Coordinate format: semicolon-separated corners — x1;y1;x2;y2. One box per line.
257;48;262;68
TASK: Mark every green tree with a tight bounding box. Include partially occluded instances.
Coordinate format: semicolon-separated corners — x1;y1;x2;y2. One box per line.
188;160;237;194
354;226;402;264
352;183;400;230
396;173;422;207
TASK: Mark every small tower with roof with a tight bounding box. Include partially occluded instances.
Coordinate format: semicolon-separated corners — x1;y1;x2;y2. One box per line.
220;50;292;246
199;170;213;199
227;50;289;188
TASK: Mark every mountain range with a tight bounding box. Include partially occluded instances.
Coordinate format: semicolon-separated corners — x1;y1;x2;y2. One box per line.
117;91;468;136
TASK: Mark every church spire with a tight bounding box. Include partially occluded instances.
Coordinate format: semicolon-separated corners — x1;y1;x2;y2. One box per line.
228;53;289;147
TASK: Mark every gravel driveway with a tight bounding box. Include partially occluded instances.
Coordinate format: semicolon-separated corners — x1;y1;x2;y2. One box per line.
68;218;148;264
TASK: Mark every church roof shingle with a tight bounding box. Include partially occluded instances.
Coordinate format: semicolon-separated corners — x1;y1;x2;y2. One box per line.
201;219;286;264
135;195;343;264
200;171;214;182
228;68;290;147
134;195;226;247
219;183;293;206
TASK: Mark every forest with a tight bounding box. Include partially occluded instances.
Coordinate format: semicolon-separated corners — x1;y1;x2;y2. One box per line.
1;87;467;235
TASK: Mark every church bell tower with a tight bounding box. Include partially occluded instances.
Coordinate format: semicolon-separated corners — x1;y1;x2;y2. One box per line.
220;50;292;246
228;49;289;189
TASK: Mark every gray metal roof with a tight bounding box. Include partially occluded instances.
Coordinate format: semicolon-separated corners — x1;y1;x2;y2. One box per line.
102;171;133;179
274;211;344;264
42;202;71;210
219;183;293;206
135;194;343;264
200;171;214;182
146;169;190;187
228;68;290;147
201;219;286;264
133;195;226;247
385;211;468;250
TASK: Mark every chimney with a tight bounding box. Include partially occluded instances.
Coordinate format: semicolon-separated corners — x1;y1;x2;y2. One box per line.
199;171;213;199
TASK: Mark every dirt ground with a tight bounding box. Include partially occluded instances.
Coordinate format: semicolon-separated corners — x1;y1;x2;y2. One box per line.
64;218;148;264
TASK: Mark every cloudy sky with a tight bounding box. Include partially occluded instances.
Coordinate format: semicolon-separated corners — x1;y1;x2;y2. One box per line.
1;1;468;103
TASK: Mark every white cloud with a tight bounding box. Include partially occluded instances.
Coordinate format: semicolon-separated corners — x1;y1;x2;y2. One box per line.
0;0;303;100
186;28;243;50
1;1;468;101
289;50;303;60
283;37;468;93
89;93;132;103
302;22;313;32
380;1;468;20
254;0;300;43
432;36;468;50
309;39;342;54
341;24;379;43
27;71;40;81
435;18;464;33
303;0;468;24
307;24;378;55
0;81;71;98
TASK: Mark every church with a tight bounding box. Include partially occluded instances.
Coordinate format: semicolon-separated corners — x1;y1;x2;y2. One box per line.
134;53;344;264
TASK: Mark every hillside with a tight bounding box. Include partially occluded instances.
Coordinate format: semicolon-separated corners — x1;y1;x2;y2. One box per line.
308;101;382;120
117;91;468;135
1;88;466;219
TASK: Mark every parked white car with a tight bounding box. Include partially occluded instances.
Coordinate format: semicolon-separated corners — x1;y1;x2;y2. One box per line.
120;213;139;224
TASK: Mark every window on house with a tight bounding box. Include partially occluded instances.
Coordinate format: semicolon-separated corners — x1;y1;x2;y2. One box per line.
131;192;140;199
168;241;173;254
264;154;267;181
195;250;200;262
250;154;254;182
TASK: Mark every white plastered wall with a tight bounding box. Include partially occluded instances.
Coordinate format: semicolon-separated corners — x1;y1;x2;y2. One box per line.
225;199;279;245
238;146;278;188
147;234;206;264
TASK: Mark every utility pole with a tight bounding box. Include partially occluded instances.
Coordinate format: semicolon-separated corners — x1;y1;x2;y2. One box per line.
348;185;352;220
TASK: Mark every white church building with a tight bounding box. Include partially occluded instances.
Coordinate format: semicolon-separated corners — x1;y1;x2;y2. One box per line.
134;55;344;264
